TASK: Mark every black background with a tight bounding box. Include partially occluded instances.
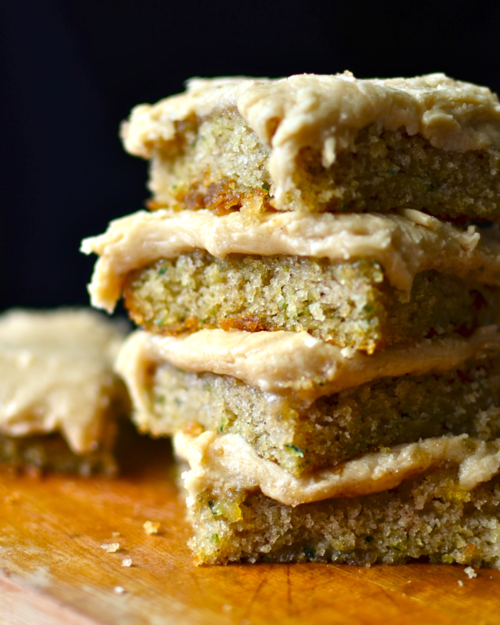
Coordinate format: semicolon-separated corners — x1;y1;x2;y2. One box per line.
1;0;499;312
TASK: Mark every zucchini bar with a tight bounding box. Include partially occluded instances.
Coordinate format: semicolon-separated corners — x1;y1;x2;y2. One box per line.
122;73;500;221
176;431;500;567
117;328;500;477
82;208;500;353
0;309;129;475
124;254;500;353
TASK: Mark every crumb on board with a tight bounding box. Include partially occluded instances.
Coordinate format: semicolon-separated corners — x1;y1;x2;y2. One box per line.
458;580;464;587
143;520;160;535
112;531;121;537
114;586;126;595
122;558;132;567
465;567;477;579
101;542;120;553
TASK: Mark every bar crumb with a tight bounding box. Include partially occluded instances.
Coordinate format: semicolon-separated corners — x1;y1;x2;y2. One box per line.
114;586;126;594
464;567;477;579
122;558;133;567
101;542;120;553
143;520;160;535
458;580;464;587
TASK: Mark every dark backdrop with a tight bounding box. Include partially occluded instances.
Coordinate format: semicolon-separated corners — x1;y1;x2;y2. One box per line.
1;0;499;311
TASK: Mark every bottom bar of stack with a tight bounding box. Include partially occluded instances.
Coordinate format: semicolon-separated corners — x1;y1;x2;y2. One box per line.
117;326;500;567
176;430;500;567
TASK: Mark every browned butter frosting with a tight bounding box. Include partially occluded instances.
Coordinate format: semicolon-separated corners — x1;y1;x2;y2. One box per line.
116;326;500;407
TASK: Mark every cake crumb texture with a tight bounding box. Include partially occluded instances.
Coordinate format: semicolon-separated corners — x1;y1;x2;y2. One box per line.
187;469;500;567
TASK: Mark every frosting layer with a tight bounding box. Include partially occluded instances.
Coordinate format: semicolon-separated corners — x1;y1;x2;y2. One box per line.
0;309;126;453
81;208;500;312
121;73;500;207
175;431;500;506
115;326;500;404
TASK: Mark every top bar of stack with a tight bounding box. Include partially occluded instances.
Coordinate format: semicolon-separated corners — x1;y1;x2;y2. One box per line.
122;71;500;221
83;73;500;568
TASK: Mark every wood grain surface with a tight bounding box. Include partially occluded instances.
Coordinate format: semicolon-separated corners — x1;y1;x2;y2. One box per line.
0;435;498;625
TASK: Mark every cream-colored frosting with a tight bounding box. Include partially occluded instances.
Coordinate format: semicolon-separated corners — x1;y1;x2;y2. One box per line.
175;430;500;506
81;207;500;312
122;73;500;206
115;326;500;405
0;309;126;453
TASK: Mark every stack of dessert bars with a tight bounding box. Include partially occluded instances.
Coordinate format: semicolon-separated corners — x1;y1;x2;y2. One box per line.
83;73;500;567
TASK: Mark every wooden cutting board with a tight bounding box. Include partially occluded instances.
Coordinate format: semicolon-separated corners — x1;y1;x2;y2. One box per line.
0;435;499;625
